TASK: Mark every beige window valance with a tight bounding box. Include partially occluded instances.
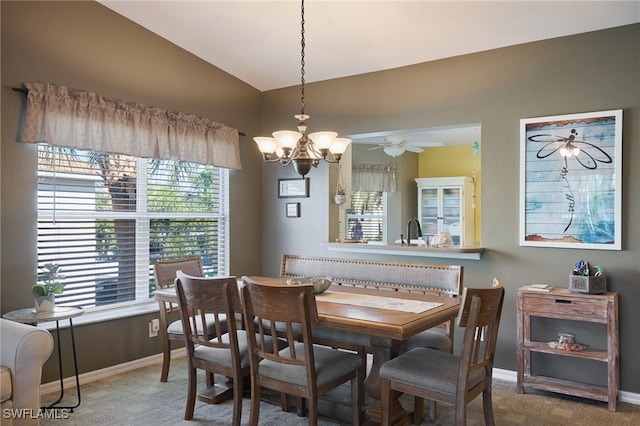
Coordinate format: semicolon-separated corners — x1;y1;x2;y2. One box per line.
19;82;241;169
352;164;396;192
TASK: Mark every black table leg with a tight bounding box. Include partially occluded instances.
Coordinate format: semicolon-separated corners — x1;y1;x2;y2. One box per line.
44;318;81;411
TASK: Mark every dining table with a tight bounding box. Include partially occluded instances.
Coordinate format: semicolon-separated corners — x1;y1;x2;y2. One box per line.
155;277;460;425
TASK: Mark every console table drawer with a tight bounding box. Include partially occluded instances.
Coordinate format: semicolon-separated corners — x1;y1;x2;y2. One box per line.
522;293;609;321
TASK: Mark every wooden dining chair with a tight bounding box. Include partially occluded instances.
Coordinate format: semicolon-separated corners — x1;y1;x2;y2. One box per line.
174;271;246;424
380;279;505;426
241;276;364;426
153;256;214;382
397;267;463;423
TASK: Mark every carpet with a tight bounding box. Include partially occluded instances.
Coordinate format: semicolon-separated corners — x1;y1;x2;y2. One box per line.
39;357;639;425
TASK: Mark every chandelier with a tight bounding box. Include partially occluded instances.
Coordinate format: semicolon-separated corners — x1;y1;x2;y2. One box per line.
253;0;351;178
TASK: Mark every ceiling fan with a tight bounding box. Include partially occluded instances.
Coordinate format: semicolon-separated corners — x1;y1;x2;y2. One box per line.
367;135;442;157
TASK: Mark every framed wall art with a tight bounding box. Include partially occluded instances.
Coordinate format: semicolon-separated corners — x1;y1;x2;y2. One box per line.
519;109;622;250
286;202;301;218
278;178;310;198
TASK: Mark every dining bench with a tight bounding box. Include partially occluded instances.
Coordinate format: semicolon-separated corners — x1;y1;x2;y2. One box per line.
279;253;464;352
281;253;463;296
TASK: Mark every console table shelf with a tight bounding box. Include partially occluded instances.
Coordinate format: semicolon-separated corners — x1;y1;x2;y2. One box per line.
516;288;618;411
524;341;608;361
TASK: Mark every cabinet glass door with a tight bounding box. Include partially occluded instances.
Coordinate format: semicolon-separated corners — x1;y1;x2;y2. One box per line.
420;188;439;239
442;187;462;246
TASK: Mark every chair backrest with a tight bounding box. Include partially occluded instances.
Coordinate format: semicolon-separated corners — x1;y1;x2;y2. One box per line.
154;256;204;289
456;279;505;383
175;271;241;358
241;276;319;381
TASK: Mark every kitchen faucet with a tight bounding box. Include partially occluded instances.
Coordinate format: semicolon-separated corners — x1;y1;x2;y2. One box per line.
406;217;423;246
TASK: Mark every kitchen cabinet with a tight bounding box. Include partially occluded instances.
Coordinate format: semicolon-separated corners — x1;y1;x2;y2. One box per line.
415;177;474;247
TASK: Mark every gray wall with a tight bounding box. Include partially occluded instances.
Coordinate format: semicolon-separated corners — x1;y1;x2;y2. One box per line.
260;24;640;394
1;1;639;395
1;1;263;381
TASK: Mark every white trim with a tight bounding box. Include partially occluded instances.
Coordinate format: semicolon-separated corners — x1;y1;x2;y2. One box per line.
37;302;159;331
40;349;186;396
492;367;518;383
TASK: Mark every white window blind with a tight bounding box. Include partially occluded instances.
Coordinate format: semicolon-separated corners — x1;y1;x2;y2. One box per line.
37;145;229;309
346;191;386;242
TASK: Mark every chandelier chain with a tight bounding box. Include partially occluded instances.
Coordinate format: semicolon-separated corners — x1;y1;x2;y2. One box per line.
300;0;306;115
253;0;350;178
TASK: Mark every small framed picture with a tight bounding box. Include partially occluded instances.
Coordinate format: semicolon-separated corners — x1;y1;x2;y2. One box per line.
286;202;301;218
278;178;310;198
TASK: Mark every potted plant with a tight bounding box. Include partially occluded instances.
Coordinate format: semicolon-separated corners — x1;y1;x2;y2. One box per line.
32;263;65;313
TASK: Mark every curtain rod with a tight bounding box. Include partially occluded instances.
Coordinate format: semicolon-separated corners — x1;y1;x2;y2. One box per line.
12;86;245;136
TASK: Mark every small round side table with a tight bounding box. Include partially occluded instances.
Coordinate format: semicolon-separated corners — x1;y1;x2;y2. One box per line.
3;306;84;411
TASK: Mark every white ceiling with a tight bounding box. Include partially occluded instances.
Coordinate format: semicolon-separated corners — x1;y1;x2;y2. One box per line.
98;1;638;148
99;1;639;92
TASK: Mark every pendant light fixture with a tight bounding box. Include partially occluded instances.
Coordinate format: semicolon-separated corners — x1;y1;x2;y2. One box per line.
253;0;351;178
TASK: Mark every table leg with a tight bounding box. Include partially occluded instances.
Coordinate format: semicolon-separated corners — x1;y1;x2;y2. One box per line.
195;374;234;404
44;319;81;411
364;337;410;426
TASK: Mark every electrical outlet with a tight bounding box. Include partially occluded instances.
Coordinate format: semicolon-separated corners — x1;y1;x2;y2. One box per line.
149;318;160;337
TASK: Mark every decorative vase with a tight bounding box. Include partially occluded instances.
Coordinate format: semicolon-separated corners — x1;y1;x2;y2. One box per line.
34;295;55;313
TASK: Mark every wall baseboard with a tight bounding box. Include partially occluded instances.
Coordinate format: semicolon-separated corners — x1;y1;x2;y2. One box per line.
40;349;186;396
492;367;640;406
41;358;639;406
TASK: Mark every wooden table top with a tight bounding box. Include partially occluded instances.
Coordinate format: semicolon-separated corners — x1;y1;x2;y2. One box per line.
157;276;460;342
314;284;459;341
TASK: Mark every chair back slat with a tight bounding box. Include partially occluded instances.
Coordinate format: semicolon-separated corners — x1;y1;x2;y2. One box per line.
457;282;505;384
175;271;240;354
242;277;316;368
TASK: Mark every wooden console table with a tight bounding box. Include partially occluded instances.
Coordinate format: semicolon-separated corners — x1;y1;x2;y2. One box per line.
516;288;618;411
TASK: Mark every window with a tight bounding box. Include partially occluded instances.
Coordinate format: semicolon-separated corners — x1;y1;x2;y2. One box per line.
345;191;386;242
37;145;228;309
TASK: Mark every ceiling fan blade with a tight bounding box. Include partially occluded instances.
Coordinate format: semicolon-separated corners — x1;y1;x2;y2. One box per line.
405;146;424;153
366;146;384;151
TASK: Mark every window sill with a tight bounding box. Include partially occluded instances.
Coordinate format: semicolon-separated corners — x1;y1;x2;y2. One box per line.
38;301;159;330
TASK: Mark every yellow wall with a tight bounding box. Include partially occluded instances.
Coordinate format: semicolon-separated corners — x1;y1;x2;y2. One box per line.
418;145;481;243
